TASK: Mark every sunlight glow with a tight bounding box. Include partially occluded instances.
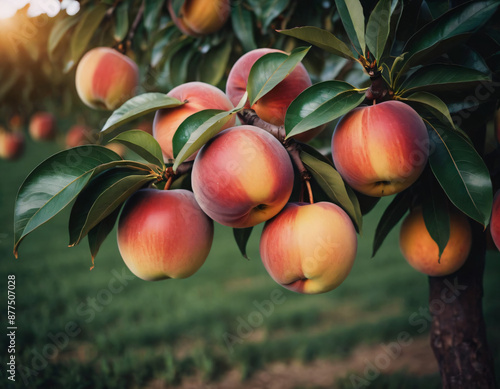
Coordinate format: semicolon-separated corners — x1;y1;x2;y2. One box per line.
0;0;80;20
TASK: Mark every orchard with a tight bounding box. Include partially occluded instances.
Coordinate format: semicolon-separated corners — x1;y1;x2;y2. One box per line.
1;0;500;388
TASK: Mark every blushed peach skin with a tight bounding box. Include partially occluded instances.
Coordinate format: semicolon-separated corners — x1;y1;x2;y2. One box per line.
226;48;322;142
490;191;500;250
75;47;139;111
65;125;94;148
399;207;471;277
332;101;429;197
29;112;56;141
117;189;214;281
191;125;294;228
153;82;235;161
0;129;25;160
167;0;230;36
260;202;357;294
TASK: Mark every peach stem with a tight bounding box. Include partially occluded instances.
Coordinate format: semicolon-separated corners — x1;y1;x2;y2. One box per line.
305;180;314;204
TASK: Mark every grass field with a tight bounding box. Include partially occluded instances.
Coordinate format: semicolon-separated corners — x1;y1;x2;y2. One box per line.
1;138;499;388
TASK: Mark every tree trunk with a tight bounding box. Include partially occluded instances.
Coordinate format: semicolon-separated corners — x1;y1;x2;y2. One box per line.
428;221;497;388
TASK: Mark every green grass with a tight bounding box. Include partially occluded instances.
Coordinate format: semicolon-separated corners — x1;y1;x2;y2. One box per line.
0;139;499;388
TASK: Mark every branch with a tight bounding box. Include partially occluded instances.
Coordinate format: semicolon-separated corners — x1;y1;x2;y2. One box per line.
239;109;286;142
125;0;145;48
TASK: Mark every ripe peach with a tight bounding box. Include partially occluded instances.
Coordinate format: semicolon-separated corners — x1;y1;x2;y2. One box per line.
75;47;139;111
191;125;294;228
0;128;25;160
399;207;471;276
117;189;214;281
332;101;428;197
65;125;95;148
136;120;153;135
153;82;235;161
167;0;230;36
29;112;56;141
226;48;321;142
260;202;357;294
105;143;127;158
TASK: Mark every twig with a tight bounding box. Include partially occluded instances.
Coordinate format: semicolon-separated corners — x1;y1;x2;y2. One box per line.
125;0;145;48
239;109;286;142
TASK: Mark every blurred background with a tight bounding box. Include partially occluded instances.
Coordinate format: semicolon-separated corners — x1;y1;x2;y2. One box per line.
0;0;499;388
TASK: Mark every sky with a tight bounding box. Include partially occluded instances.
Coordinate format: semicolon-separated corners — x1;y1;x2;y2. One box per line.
0;0;80;20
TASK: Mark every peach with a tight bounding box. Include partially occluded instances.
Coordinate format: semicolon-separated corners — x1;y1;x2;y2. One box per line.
153;81;235;161
136;120;153;135
332;101;428;197
65;125;95;148
191;125;294;228
0;128;25;160
260;202;357;294
399;207;471;276
29;112;56;141
75;47;139;111
226;48;321;142
489;190;500;250
105;143;127;158
117;189;214;281
167;0;230;36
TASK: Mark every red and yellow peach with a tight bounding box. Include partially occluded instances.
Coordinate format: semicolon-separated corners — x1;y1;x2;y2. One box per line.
332;100;428;197
191;125;294;228
117;189;214;281
260;202;357;294
167;0;230;36
226;48;321;142
399;207;471;276
153;81;235;161
75;47;139;111
29;112;57;141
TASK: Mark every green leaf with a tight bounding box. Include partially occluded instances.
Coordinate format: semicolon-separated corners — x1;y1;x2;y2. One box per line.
144;0;165;36
70;4;108;65
334;0;366;56
233;227;253;259
109;130;165;168
285;83;365;139
13;146;122;257
248;46;310;106
48;16;80;58
365;0;391;62
172;93;247;171
100;93;183;139
170;0;184;17
198;38;233;86
402;92;455;130
372;190;411;257
230;2;257;52
88;207;121;267
69;167;156;246
247;0;290;32
300;151;363;233
113;0;129;42
398;64;490;94
398;1;500;76
167;44;196;86
428;122;492;226
422;177;450;258
278;26;356;61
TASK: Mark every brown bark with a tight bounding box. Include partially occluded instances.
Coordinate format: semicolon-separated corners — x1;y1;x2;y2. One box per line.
428;222;496;388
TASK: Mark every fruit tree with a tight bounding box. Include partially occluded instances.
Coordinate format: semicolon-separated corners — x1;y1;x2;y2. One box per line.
4;0;500;387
